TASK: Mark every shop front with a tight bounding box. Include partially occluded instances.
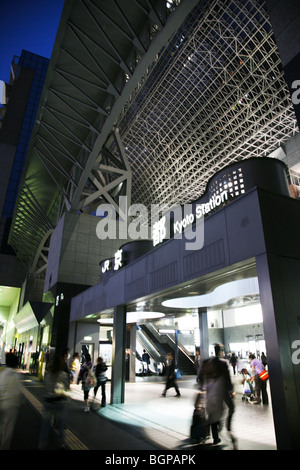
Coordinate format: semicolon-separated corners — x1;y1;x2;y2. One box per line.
69;157;300;450
13;301;53;373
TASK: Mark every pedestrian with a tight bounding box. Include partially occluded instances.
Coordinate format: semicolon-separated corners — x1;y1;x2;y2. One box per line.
249;354;269;405
77;353;95;412
229;352;237;375
5;349;18;368
194;350;201;382
93;357;108;407
199;344;236;448
61;347;71;386
261;352;267;368
0;354;22;449
142;349;150;375
69;352;80;384
162;352;181;397
38;354;70;450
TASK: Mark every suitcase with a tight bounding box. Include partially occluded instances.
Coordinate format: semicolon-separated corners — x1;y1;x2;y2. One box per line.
190;392;210;443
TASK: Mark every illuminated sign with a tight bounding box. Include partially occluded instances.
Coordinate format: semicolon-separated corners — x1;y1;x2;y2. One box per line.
153;189;230;246
55;293;64;306
114;249;123;270
101;249;124;274
174;189;229;235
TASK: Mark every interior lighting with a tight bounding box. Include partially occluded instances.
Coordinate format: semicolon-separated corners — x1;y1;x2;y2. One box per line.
98;311;165;324
162;277;259;309
159;329;176;334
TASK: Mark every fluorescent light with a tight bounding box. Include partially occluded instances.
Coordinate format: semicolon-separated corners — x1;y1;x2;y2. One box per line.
98;311;165;324
159;329;176;334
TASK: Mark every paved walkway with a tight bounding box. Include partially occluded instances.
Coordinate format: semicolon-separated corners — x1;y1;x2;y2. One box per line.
11;371;276;453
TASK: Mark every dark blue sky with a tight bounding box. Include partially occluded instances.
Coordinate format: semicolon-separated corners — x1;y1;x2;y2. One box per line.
0;0;65;83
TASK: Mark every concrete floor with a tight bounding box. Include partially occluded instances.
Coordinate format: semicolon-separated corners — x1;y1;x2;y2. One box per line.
13;371;277;452
69;374;276;451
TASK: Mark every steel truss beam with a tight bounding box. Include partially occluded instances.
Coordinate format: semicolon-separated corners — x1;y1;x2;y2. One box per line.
8;0;299;274
9;0;196;272
114;0;298;210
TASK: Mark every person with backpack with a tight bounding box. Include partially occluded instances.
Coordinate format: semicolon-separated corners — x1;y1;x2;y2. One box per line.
77;353;96;413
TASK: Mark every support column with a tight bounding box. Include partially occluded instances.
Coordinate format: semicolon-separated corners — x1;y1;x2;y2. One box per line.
198;308;209;361
128;325;136;382
256;252;300;450
111;304;126;404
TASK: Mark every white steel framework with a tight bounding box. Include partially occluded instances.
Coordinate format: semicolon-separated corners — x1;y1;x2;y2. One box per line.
9;0;299;274
114;0;298;210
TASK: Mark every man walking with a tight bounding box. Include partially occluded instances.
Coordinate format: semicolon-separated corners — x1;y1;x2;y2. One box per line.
162;352;181;397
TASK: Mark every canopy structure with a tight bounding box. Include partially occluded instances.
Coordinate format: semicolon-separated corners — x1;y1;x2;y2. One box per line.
8;0;299;274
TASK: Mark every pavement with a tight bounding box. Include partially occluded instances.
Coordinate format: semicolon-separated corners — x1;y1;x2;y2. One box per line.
9;370;277;457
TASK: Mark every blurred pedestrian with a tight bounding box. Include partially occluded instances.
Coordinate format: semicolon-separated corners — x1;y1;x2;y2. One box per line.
200;344;236;447
162;352;181;397
229;352;237;375
93;357;108;407
61;347;71;386
261;352;267;368
0;356;22;449
249;354;269;405
69;352;80;384
38;354;70;450
77;353;95;412
194;350;201;383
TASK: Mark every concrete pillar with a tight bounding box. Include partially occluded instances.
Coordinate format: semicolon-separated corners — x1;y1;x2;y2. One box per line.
110;304;126;404
198;308;209;361
128;324;136;382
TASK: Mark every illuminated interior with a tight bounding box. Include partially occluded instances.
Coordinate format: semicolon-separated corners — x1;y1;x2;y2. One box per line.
0;286;21;356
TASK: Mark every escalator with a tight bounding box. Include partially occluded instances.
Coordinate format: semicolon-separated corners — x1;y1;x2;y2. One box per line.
137;323;196;376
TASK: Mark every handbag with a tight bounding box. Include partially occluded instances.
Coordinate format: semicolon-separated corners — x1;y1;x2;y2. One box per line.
84;366;97;389
259;370;269;381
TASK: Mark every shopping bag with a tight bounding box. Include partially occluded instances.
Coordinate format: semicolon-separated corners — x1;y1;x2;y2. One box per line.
259;370;269;381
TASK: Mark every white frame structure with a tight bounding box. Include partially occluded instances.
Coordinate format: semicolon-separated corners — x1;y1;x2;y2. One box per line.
9;0;299;275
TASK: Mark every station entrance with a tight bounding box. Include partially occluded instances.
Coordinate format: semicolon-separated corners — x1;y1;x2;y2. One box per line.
96;259;263;381
87;258;276;450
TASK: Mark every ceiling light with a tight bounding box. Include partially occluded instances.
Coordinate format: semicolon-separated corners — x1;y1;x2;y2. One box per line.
98;311;165;324
162;278;259;309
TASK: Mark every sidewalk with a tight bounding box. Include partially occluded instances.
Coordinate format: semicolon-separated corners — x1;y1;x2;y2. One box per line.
13;371;276;452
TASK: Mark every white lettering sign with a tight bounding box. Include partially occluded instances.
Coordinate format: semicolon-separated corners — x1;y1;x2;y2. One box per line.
173;190;229;235
102;259;111;273
114;249;123;270
152;216;167;247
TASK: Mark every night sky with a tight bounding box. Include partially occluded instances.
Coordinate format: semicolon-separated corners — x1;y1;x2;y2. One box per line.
0;0;64;85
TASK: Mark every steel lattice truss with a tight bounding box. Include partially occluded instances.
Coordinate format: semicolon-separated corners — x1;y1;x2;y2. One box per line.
9;0;195;272
115;0;298;211
8;0;299;275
